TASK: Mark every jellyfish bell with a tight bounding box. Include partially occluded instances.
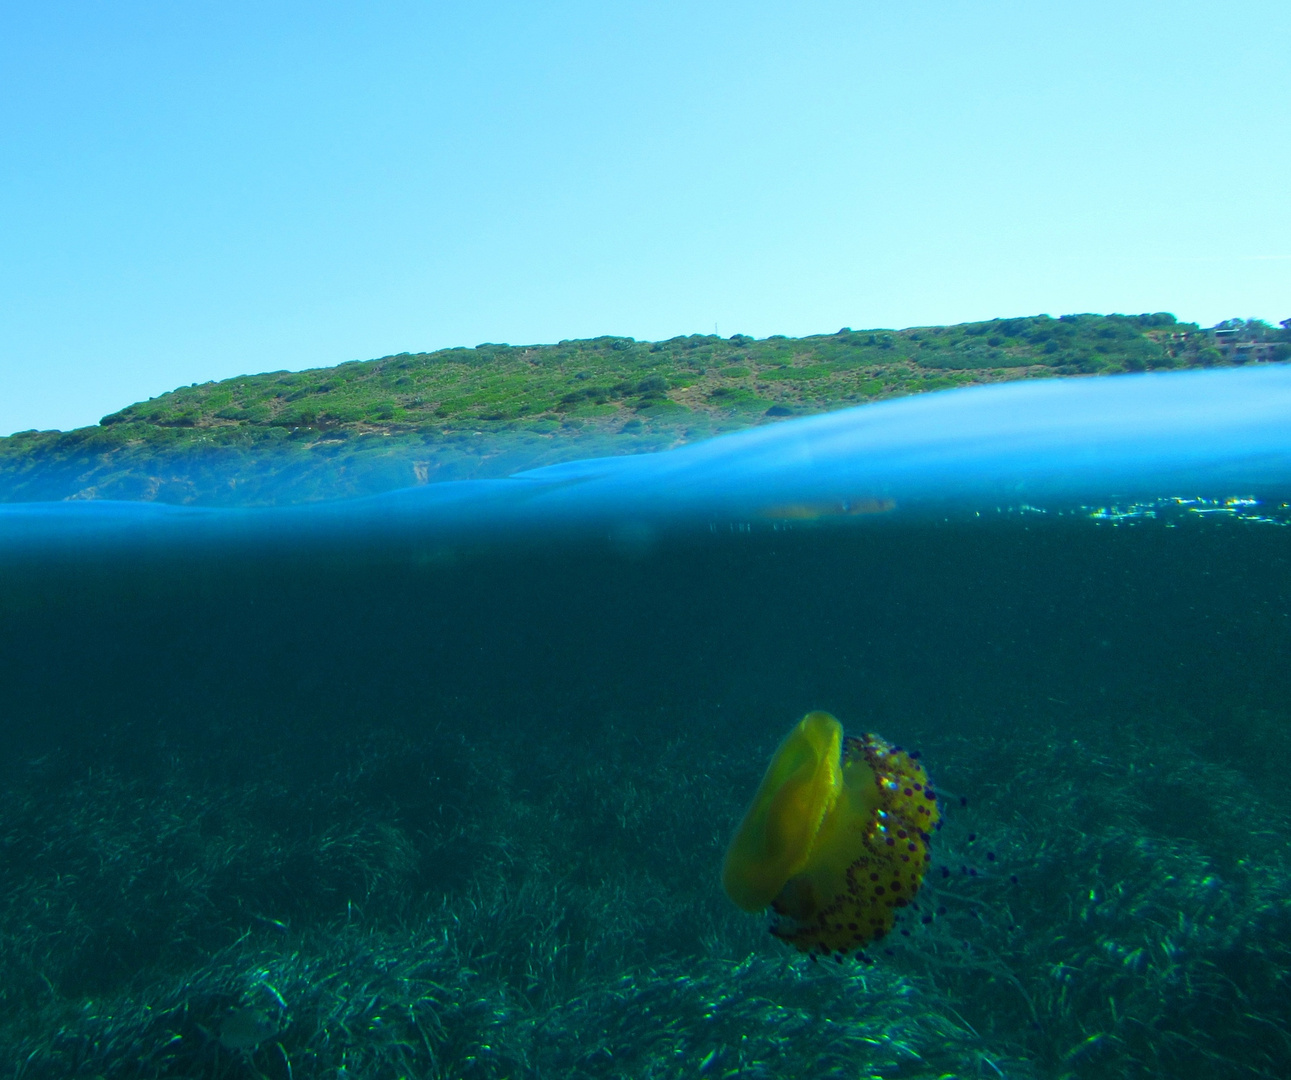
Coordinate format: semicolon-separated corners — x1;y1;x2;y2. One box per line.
721;711;939;955
721;711;844;912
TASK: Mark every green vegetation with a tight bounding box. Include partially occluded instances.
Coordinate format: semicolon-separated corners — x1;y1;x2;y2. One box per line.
2;313;1287;506
2;514;1289;1078
3;683;1288;1077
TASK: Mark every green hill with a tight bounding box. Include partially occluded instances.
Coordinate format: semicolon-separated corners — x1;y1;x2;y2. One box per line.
2;313;1285;506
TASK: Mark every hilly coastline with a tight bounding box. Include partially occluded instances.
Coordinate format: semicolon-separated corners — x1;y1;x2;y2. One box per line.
2;313;1286;507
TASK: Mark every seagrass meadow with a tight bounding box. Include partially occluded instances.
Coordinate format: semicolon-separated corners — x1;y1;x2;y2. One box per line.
1;507;1289;1080
2;366;1291;1079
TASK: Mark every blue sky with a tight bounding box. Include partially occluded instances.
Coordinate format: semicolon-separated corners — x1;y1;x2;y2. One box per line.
1;0;1287;435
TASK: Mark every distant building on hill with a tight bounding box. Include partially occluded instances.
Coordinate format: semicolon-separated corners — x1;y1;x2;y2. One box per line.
1213;328;1288;364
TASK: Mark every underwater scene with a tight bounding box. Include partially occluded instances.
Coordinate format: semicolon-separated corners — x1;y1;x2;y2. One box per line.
2;367;1291;1079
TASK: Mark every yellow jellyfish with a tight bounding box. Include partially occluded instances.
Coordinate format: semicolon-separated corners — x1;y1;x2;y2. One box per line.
721;711;940;955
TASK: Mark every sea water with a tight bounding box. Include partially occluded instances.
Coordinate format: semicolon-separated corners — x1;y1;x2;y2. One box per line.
1;367;1289;1079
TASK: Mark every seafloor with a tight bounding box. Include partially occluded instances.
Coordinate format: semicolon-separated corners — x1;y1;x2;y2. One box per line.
1;513;1288;1079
